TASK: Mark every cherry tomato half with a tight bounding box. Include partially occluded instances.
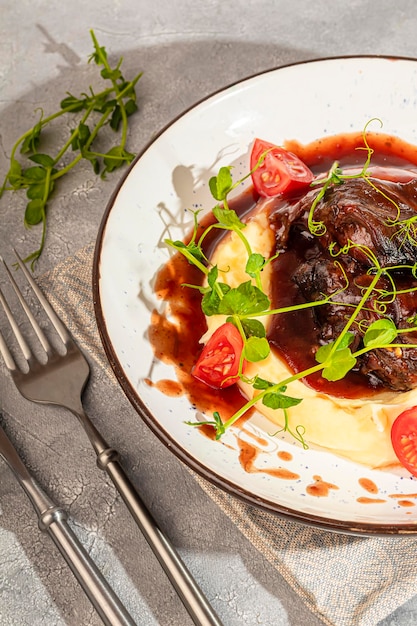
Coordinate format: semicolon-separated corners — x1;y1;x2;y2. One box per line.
391;407;417;477
192;322;245;389
250;138;314;197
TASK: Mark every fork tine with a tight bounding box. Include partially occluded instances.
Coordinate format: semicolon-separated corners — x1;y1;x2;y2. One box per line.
1;257;51;354
0;285;32;362
0;325;17;371
13;249;71;345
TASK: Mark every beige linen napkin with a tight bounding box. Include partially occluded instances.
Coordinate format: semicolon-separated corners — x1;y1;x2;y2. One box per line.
41;242;417;626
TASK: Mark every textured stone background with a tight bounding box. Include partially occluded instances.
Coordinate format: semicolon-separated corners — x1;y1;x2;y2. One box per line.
1;1;417;624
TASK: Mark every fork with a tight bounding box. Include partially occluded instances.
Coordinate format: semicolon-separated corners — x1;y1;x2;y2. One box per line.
0;249;223;626
0;415;136;626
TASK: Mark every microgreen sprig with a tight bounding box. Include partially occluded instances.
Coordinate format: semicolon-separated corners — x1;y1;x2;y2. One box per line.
307;119;380;235
0;29;142;266
168;130;417;445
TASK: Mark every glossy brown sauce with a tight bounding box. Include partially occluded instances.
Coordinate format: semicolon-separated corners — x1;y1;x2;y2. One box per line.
148;130;417;482
358;477;379;494
285;131;417;173
389;492;417;498
356;497;387;504
269;134;417;399
146;378;184;397
237;436;300;480
357;477;391;504
150;131;417;406
150;249;251;422
306;475;339;497
278;450;293;462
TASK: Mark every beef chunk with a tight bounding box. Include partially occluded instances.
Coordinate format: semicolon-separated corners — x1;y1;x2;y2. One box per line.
293;253;417;391
360;344;417;391
303;178;417;267
288;177;417;392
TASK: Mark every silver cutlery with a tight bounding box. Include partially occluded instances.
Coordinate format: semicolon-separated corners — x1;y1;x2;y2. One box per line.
0;249;223;626
0;416;136;626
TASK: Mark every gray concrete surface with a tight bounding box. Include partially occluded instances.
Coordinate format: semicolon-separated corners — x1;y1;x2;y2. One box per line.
1;1;417;624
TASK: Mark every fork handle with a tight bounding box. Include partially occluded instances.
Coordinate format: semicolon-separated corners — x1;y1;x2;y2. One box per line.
102;458;223;626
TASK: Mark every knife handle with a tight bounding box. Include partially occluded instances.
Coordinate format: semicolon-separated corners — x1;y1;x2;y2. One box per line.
0;419;136;626
38;505;137;626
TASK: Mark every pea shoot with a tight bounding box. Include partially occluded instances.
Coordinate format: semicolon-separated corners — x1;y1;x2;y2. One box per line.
0;29;142;266
166;127;417;445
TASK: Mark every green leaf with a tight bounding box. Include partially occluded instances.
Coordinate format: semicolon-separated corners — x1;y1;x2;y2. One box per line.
8;159;22;189
170;240;206;265
240;318;266;338
212;411;226;439
246;253;265;277
118;80;132;95
110;105;122;131
88;42;108;65
26;182;46;200
315;332;355;363
262;392;302;410
209;166;233;201
207;266;218;288
252;376;274;390
60;94;87;112
186;241;206;264
243;336;270;362
78;122;91;149
363;318;397;348
20;122;42;154
71;123;91;151
97;98;117;113
90;157;100;175
212;205;245;230
29;153;55;168
201;282;230;316
125;99;138;116
24;199;44;225
101;67;122;81
218;281;270;316
321;348;357;381
103;146;135;173
23;166;47;182
315;333;356;381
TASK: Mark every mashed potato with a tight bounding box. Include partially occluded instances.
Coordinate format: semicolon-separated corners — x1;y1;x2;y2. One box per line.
204;204;417;468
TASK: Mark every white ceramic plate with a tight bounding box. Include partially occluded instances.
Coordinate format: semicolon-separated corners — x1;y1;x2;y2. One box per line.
93;57;417;535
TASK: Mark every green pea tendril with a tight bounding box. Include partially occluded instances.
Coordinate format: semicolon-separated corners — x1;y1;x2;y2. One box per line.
165;121;417;445
0;29;142;267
